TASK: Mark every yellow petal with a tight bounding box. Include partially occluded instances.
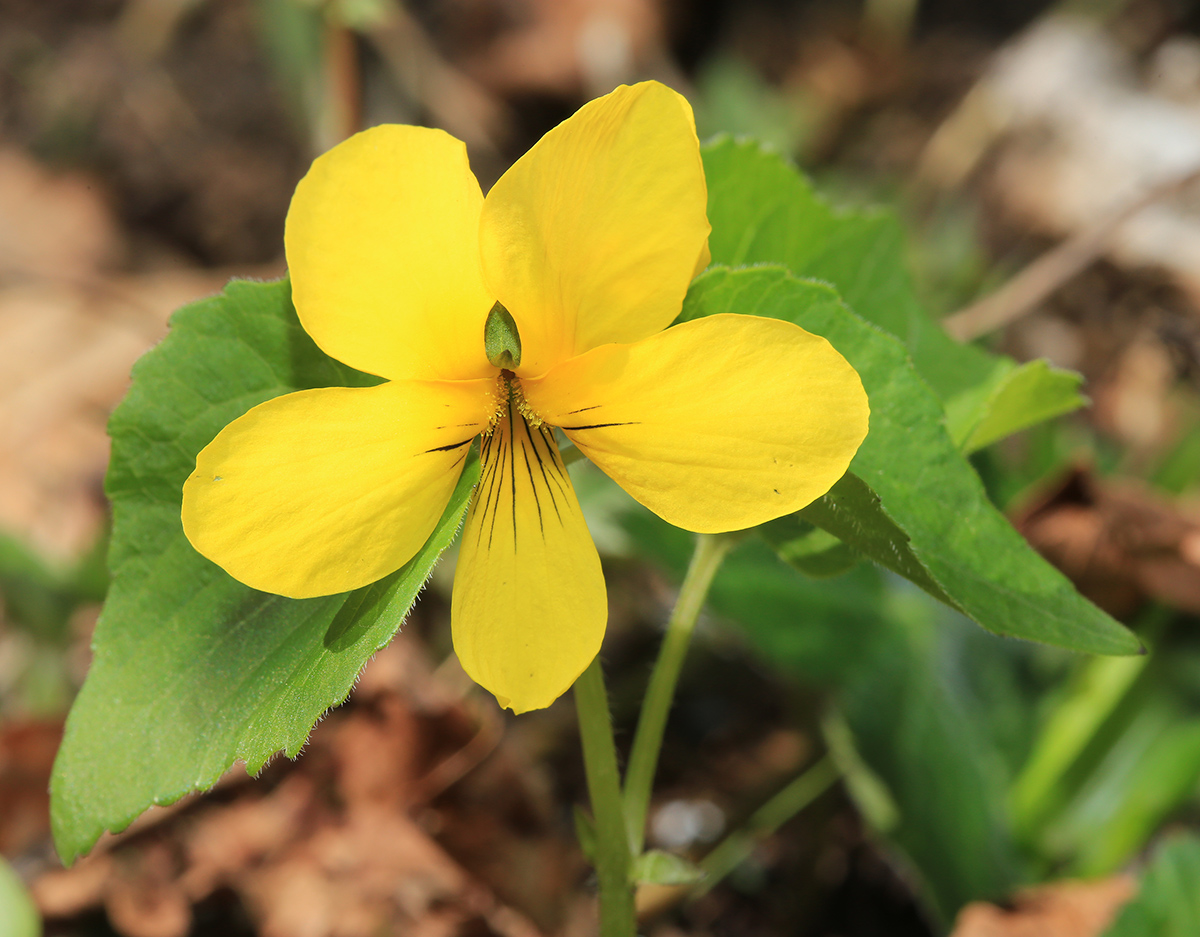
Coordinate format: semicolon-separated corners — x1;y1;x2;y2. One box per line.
523;314;869;533
479;81;711;377
452;395;607;713
285;125;495;382
182;379;499;598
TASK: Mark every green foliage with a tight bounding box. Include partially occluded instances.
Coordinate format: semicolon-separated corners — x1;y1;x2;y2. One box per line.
1104;834;1200;937
0;530;106;643
832;594;1028;925
1012;655;1148;841
701;137;1085;447
253;0;323;133
50;279;478;864
1014;627;1200;879
0;858;39;937
693;59;810;157
682;266;1137;656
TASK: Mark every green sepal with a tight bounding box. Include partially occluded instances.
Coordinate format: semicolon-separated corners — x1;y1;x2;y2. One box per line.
484;300;522;369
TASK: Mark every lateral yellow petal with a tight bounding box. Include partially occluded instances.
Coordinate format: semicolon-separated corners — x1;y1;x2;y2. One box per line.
479;81;710;377
451;396;607;713
523;314;870;533
182;379;498;598
285;125;495;382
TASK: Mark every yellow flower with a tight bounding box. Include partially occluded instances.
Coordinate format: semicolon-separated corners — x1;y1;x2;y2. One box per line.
181;82;868;713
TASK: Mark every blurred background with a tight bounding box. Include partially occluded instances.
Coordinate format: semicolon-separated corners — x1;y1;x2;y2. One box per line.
6;0;1200;934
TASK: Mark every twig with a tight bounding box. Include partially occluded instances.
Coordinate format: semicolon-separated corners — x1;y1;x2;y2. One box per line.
943;166;1200;343
412;703;504;803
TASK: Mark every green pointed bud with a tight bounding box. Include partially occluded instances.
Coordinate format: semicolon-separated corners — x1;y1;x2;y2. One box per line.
484;300;522;369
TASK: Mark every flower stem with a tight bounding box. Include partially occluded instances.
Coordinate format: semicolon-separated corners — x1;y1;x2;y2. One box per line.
574;657;636;936
623;533;734;855
694;755;839;895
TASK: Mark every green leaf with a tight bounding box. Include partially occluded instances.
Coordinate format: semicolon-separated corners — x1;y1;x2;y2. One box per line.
51;278;476;864
756;516;860;579
1071;716;1200;877
0;858;39;937
617;503;890;685
681;265;1139;656
833;604;1026;925
949;359;1088;454
1011;654;1148;839
796;473;957;609
701;137;1085;446
1104;834;1200;937
631;850;707;886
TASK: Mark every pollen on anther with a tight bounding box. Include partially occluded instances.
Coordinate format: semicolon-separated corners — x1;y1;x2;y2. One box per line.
494;372;544;429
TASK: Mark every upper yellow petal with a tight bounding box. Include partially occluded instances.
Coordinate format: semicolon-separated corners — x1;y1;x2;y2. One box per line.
285;125;496;382
479;81;711;377
522;314;869;533
451;395;607;713
182;379;498;598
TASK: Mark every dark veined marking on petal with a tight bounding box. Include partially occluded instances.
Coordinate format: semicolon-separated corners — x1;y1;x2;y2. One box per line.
508;404;519;552
559;421;641;431
448;447;471;472
476;432;500;520
522;419;563;524
537;427;574;524
481;426;507;551
434;422;487;429
536;426;571;498
423;438;474;454
485;433;507;551
565;405;602;415
519;431;545;538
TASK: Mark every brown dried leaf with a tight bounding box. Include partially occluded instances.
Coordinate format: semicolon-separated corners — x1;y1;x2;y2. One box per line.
462;0;664;97
0;720;62;856
0;148;123;281
1014;466;1200;617
0;268;260;559
952;875;1137;937
31;634;557;937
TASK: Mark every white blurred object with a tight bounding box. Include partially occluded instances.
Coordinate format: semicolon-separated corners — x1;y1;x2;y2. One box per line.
920;16;1200;305
650;798;725;850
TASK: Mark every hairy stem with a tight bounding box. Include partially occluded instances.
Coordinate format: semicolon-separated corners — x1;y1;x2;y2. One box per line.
575;657;636;936
623;533;734;854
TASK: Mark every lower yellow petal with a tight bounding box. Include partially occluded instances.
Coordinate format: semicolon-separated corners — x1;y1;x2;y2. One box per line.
522;314;869;533
452;395;606;713
182;379;498;598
